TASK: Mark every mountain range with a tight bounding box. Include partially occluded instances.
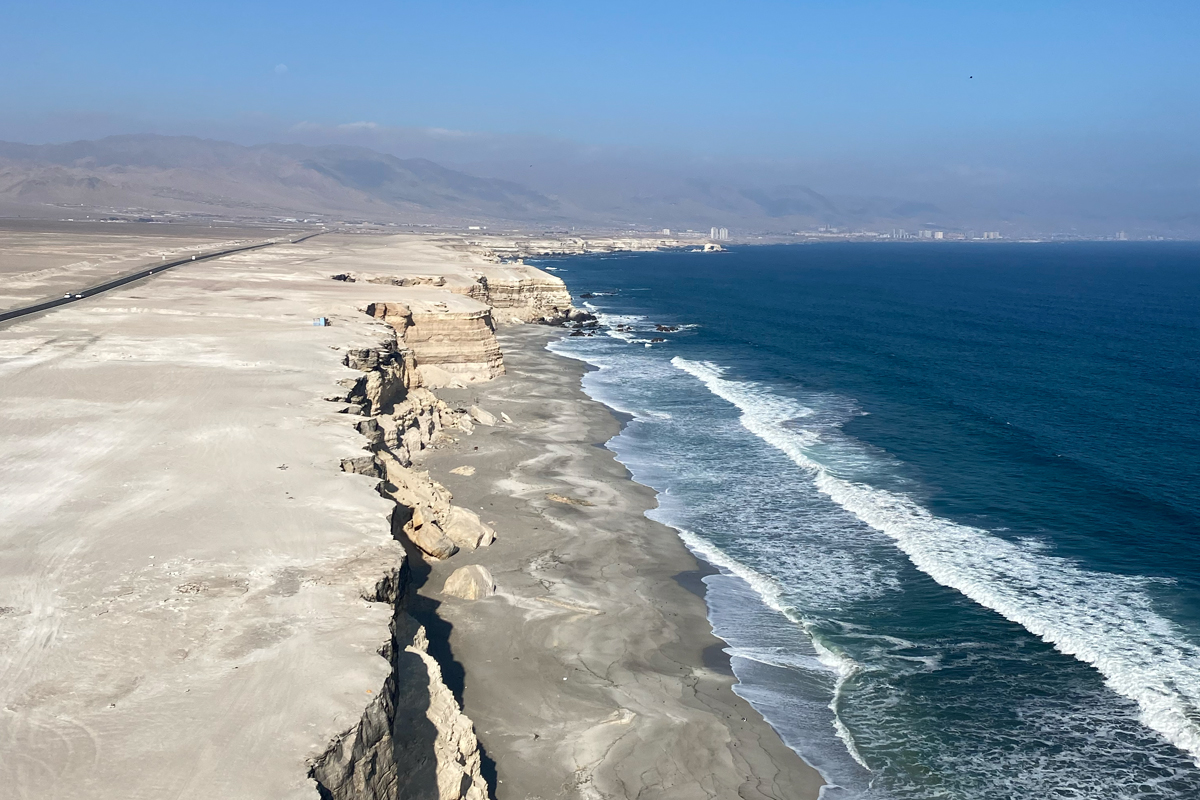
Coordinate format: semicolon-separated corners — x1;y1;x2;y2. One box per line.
0;134;963;233
0;136;570;224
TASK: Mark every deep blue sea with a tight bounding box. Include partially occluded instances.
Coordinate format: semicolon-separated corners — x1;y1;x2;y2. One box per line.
537;243;1200;799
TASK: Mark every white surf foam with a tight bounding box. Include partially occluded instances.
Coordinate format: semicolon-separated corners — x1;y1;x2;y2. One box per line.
672;356;1200;767
809;636;871;771
676;526;871;769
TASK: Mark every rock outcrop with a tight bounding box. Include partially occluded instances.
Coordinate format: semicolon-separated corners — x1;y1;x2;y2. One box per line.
464;265;574;323
368;298;504;388
397;625;489;800
399;509;459;561
310;604;489;800
365;301;413;338
308;566;408;800
404;305;504;386
337;341;418;416
467;405;497;427
316;318;492;799
379;460;492;560
315;243;605;800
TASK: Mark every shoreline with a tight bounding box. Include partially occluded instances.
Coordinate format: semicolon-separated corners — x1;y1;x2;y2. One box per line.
413;325;825;799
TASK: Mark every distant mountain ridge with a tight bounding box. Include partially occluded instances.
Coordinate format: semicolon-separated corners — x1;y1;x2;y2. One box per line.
0;134;957;232
0;135;570;223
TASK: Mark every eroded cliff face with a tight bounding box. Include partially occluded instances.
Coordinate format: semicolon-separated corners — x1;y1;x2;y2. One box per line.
311;253;591;800
344;255;593;388
366;300;504;388
404;307;504;387
464;266;574;324
309;608;488;800
313;329;489;800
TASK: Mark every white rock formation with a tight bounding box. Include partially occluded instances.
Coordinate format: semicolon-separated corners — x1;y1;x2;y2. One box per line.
442;507;496;550
442;566;496;601
468;405;497;426
463;265;574;323
369;295;504;387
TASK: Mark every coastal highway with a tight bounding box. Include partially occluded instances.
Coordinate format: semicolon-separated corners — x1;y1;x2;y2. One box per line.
0;230;325;325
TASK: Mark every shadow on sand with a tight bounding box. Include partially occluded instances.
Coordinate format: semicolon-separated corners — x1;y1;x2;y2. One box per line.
401;536;500;797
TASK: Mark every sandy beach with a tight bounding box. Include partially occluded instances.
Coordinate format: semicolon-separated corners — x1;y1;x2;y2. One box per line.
416;326;824;799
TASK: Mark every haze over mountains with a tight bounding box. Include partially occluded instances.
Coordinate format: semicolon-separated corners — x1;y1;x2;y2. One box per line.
0;136;563;225
0;133;1195;238
0;134;933;232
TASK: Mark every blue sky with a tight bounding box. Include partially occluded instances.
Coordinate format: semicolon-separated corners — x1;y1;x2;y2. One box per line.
3;0;1197;157
2;1;1199;232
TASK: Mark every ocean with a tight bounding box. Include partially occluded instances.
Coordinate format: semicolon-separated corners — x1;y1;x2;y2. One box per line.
538;242;1200;799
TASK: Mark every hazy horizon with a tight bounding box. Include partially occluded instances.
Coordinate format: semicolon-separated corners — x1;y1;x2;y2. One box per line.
3;1;1198;235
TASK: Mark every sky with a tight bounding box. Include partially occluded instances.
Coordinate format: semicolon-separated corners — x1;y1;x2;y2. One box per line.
2;1;1199;231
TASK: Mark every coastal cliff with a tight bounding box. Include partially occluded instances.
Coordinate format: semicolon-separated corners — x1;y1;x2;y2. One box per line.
357;265;579;386
365;298;504;387
311;255;583;799
462;265;574;323
314;323;489;800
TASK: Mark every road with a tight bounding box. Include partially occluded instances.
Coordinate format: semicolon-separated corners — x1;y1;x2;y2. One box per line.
0;230;324;325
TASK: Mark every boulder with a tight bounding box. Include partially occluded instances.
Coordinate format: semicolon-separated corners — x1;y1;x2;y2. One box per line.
401;508;459;560
442;506;496;550
468;406;498;426
442;565;495;600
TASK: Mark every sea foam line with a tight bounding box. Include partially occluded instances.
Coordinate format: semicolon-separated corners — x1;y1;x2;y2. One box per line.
675;527;871;770
672;356;1200;767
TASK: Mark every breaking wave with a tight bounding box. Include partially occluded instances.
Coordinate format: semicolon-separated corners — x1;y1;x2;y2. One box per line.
672;356;1200;767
